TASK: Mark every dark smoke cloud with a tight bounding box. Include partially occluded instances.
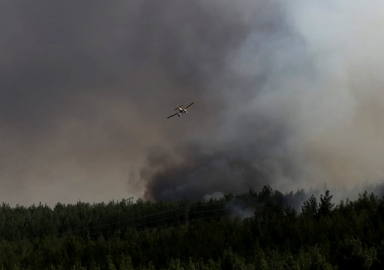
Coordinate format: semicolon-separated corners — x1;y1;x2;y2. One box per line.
0;0;257;205
1;0;383;206
142;0;384;201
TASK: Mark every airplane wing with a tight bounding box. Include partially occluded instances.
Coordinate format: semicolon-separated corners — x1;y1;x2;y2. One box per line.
184;102;195;109
167;113;178;119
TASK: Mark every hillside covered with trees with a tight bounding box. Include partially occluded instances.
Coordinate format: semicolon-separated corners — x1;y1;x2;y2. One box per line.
1;186;384;269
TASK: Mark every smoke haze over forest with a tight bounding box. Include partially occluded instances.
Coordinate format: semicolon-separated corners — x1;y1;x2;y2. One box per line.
1;0;384;206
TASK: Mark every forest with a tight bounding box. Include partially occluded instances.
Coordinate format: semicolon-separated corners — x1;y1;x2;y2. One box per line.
1;185;384;270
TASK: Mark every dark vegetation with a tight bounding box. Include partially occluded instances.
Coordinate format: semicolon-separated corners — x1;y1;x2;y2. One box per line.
1;186;384;269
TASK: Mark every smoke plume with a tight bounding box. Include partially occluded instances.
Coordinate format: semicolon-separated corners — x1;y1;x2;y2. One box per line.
0;0;383;206
142;0;384;201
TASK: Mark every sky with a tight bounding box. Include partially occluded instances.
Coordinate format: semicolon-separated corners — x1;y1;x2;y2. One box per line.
1;0;384;206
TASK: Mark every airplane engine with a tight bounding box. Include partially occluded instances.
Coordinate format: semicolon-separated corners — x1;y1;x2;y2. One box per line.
178;113;181;117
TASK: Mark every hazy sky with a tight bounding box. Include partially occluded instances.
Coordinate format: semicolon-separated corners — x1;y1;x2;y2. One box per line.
1;0;384;206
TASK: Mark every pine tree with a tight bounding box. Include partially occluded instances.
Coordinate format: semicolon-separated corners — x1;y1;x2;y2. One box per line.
318;190;334;216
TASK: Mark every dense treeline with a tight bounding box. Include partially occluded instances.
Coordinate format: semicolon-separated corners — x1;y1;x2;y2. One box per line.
1;186;384;269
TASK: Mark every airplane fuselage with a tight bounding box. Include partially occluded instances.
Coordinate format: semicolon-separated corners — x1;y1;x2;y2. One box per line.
178;108;187;113
177;108;187;117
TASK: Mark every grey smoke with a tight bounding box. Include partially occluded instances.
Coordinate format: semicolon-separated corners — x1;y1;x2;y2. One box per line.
226;199;255;220
0;0;383;206
204;192;225;201
142;0;384;201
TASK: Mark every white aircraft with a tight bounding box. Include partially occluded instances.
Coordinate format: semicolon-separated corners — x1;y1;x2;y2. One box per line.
167;102;195;119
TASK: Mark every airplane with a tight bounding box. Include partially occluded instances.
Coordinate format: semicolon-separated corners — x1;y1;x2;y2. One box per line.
167;102;195;119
